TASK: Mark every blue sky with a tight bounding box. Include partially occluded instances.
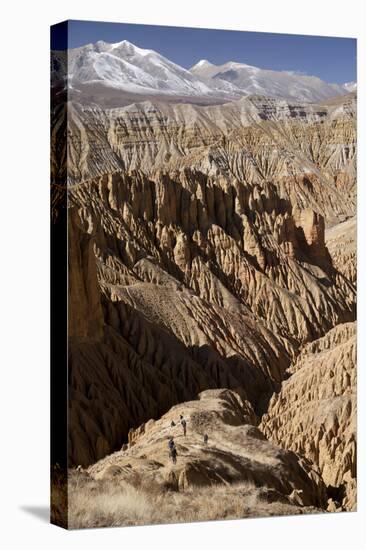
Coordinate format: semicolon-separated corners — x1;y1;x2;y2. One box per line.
51;20;356;84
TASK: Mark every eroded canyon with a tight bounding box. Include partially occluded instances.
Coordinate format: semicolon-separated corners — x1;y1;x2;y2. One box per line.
52;59;356;520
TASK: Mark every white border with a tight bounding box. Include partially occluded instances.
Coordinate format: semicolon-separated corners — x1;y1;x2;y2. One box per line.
1;1;364;548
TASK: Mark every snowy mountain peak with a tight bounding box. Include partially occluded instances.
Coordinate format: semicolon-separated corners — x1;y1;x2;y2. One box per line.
343;81;357;93
190;59;215;70
112;39;135;47
110;40;154;57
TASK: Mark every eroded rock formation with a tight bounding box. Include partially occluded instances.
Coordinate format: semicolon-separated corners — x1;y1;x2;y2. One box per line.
326;217;357;285
87;389;327;509
51;93;357;476
60;94;356;225
260;323;356;510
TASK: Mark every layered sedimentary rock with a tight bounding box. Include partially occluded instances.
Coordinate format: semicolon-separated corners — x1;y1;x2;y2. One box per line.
260;323;356;510
52;92;356;467
61;94;356;225
326;216;357;285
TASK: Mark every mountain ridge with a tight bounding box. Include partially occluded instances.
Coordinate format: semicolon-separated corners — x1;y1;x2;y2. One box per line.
51;39;355;106
65;388;327;528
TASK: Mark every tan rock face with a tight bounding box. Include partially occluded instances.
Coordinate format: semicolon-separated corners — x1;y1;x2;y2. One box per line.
68;208;104;340
260;322;356;510
326;216;357;285
293;206;327;262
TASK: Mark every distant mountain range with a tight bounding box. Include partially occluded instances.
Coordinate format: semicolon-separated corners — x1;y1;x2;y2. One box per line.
191;58;355;102
51;39;356;106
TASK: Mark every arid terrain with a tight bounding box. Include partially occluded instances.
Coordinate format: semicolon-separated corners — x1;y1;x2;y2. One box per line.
67;389;326;528
51;39;357;528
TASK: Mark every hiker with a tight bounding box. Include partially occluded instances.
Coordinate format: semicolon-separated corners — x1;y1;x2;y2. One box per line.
170;420;176;428
180;414;187;436
203;433;209;445
168;437;177;464
170;446;178;465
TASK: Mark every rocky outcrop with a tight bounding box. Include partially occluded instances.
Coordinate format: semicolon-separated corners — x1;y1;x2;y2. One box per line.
68;208;104;340
65;390;328;528
260;323;356;510
86;389;327;510
326;216;356;285
293;206;327;263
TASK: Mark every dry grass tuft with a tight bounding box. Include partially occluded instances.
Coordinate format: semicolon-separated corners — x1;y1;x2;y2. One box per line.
65;470;318;529
51;466;68;527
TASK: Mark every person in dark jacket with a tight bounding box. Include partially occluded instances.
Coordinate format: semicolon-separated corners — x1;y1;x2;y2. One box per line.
203;433;209;445
168;437;177;464
170;446;178;464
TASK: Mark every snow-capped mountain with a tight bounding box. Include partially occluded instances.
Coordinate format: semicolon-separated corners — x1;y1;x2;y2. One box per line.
51;40;354;105
343;81;357;93
190;59;348;103
57;40;230;101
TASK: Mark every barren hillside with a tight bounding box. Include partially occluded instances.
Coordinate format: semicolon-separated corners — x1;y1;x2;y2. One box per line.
67;389;327;528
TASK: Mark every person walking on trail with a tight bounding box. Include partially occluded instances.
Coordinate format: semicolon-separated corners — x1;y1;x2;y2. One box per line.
203;433;209;445
170;446;178;465
180;414;187;437
168;437;177;464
